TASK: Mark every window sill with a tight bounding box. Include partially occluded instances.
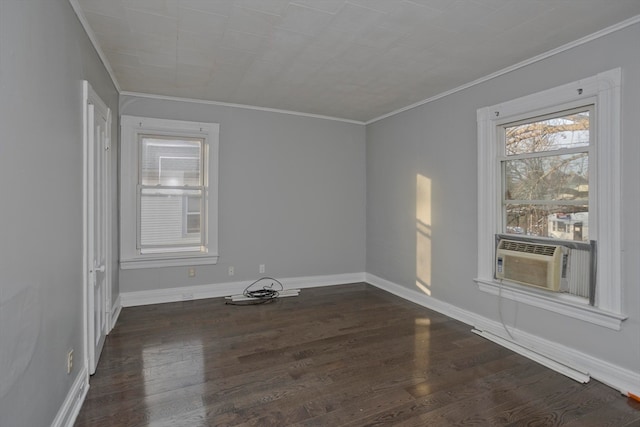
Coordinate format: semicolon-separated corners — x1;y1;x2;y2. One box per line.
474;278;626;331
120;254;218;270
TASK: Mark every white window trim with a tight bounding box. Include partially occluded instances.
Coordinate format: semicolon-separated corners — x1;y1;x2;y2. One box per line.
120;115;219;269
475;69;625;329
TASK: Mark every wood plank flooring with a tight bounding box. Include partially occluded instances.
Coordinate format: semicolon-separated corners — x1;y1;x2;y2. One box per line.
75;283;640;426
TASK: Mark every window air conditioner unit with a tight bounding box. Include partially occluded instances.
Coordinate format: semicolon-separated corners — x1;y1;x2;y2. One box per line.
495;239;563;291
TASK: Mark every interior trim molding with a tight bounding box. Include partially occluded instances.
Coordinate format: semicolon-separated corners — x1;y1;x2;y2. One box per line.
120;91;366;125
120;255;220;270
365;273;640;398
68;0;120;92
110;295;122;333
365;14;640;125
474;278;626;330
470;317;640;396
120;272;367;307
365;273;478;325
50;365;89;427
471;328;590;383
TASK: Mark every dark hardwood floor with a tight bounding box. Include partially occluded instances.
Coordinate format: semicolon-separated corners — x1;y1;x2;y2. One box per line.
75;283;640;426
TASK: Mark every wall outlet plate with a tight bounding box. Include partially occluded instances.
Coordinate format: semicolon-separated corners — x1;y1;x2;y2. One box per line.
67;350;73;374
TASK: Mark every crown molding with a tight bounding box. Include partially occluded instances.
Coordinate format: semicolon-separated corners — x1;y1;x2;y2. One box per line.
366;14;640;125
68;0;121;93
120;91;366;125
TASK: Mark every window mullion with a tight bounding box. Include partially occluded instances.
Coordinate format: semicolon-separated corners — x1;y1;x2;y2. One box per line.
499;147;589;162
504;199;588;206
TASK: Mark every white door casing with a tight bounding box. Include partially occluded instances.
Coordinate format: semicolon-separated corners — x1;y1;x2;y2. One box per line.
83;81;111;375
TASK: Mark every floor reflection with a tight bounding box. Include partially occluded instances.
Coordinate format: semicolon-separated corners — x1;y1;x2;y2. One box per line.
141;338;206;426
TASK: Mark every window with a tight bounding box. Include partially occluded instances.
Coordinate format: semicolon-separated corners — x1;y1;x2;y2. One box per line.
501;106;591;242
476;69;625;329
121;116;219;269
138;135;204;253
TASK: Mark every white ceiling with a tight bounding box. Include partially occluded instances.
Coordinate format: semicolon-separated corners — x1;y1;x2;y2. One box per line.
74;0;640;122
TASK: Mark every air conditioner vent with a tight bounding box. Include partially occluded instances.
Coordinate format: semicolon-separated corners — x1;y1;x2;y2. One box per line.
496;239;563;291
500;240;557;257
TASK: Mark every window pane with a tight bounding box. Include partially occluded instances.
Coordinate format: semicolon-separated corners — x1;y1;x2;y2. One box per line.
504;153;588;201
140;136;202;186
187;195;200;213
187;214;200;234
140;188;202;247
186;195;201;234
506;204;588;241
505;110;590;156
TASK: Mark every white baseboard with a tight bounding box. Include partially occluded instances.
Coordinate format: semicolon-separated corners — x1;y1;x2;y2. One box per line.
470;328;590;384
365;273;640;398
110;295;122;332
120;272;366;307
50;365;89;427
365;273;477;325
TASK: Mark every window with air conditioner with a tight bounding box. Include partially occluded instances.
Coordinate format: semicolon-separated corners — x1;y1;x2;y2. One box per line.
496;105;594;299
120;116;219;269
475;69;625;329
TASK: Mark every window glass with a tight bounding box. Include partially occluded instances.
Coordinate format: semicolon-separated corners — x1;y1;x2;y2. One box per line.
140;136;202;187
504;154;588;201
505;203;588;240
140;188;203;248
138;136;205;252
502;107;591;242
186;195;201;234
505;110;590;155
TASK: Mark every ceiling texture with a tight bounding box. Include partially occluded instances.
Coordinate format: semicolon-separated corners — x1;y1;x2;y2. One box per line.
74;0;640;122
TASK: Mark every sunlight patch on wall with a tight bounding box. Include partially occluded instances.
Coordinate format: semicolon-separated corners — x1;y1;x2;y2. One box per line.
416;174;432;296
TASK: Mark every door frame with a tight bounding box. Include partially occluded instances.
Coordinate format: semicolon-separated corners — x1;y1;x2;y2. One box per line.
82;81;112;375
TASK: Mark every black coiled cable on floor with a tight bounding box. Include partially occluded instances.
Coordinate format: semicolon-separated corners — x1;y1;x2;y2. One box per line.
225;277;284;306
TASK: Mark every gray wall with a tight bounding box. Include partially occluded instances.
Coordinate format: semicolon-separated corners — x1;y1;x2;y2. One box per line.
366;23;640;372
119;96;366;292
0;0;119;425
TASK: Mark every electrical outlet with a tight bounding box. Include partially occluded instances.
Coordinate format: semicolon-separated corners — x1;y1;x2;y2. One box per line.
228;266;235;276
188;267;196;277
67;350;73;374
259;264;265;274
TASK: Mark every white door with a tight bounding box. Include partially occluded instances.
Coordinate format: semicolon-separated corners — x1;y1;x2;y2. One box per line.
83;82;111;375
